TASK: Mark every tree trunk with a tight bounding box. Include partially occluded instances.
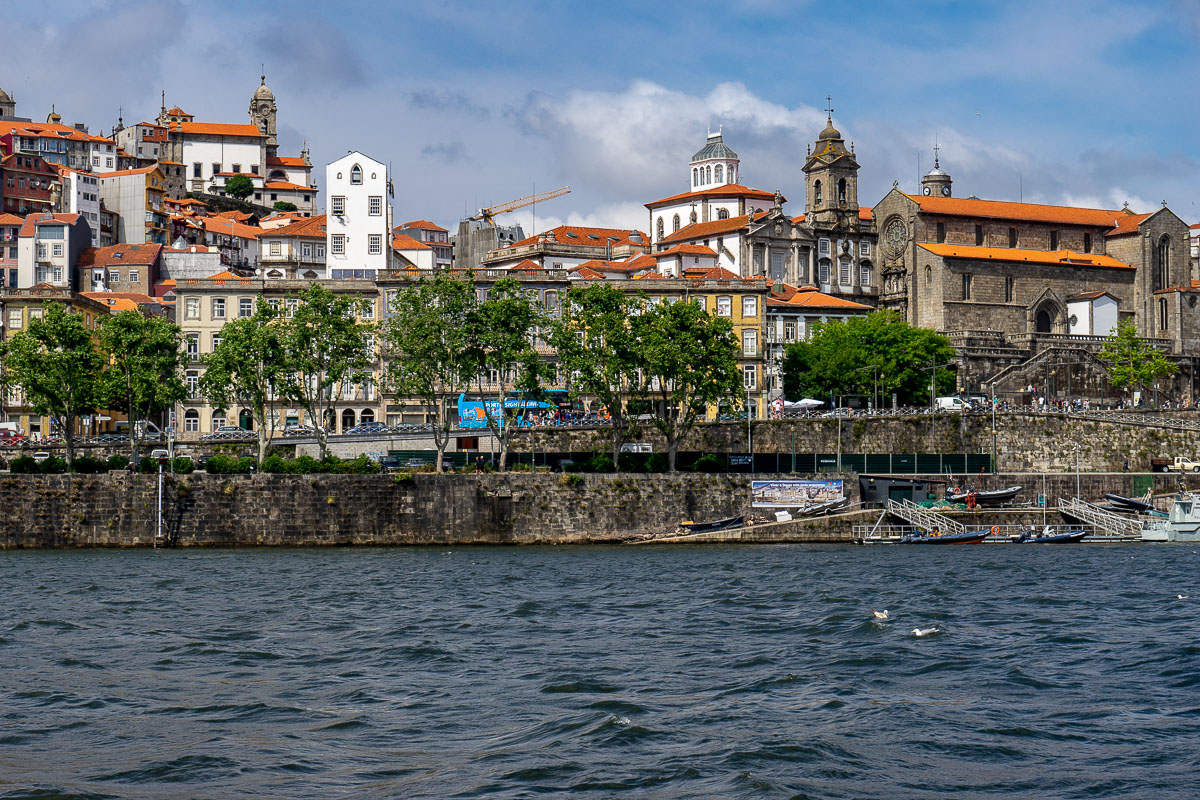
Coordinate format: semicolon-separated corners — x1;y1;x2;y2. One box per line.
667;434;679;472
257;426;268;466
610;417;624;471
63;422;76;471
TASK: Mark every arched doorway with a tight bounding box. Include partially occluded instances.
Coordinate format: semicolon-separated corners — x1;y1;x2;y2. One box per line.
323;409;335;432
1035;309;1053;333
238;409;253;430
360;408;375;423
341;409;356;431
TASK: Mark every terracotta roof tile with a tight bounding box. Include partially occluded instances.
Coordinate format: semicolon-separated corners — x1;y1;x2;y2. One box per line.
201;217;262;239
684;265;743;281
399;219;448;232
767;282;873;311
646;183;779;209
656;244;718;258
263;181;313;192
660;211;766;244
904;192;1130;228
177;122;263;138
392;233;432;251
18;213;82;237
266;156;308;167
1105;212;1153;237
268;214;326;239
918;243;1133;269
78;243;163;267
509;225;648;249
1067;290;1117;301
98;166;160;178
569;266;606;280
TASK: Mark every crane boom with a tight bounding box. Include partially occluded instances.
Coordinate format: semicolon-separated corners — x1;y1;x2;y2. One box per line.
471;186;571;225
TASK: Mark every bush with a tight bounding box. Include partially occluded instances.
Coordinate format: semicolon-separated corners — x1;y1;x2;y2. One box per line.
206;454;254;474
106;454;130;471
294;455;324;473
261;454;290;474
171;457;195;474
39;456;68;474
70;456;107;474
9;455;38;474
327;454;379;474
645;453;668;473
587;453;615;473
558;473;584;487
693;453;724;473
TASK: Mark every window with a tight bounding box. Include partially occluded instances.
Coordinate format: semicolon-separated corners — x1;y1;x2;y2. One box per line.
742;296;758;318
975;224;983;246
92;269;104;286
673;214;680;232
839;259;851;284
1160;297;1169;330
361;300;374;320
232;164;241;174
185;298;199;319
36;244;46;260
185;334;199;360
692;168;698;186
331;196;345;215
1050;230;1059;250
331;235;345;255
128;269;139;284
706;166;712;183
936;222;946;243
819;238;830;255
1008;227;1017;248
350;164;362;185
814;180;822;205
212;298;225;319
656;217;664;240
860;263;871;286
52;243;63;257
239;297;253;317
212;163;221;176
859;241;870;256
302;243;312;258
961;273;972;300
1083;232;1092;253
269;241;281;256
109;270;119;284
7;308;21;329
1157;236;1171;290
544;290;560;317
1004;276;1014;303
184;409;199;432
285;298;298;318
185;371;199;398
784;321;796;342
368;196;382;216
743;364;757;390
838;178;847;204
212;334;223;352
926;265;932;285
742;329;757;357
714;164;723;182
716;296;732;316
819;261;831;284
717;208;729;220
368;234;382;255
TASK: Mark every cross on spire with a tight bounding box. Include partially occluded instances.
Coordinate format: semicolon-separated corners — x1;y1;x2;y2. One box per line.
824;95;834;121
933;140;940;168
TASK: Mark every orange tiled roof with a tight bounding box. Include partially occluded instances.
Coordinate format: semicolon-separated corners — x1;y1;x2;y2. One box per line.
570;266;606;280
268;214;326;239
0;213;25;226
904;193;1131;228
917;243;1133;269
399;219;448;232
98;166;160;178
205;270;238;280
264;181;313;192
858;206;872;221
80;294;141;312
266;156;308;167
656;244;718;258
216;210;254;221
768;283;873;311
1;121;112;143
646;184;779;209
392;233;432;251
1067;290;1117;301
685;265;743;281
177;122;263;138
660;211;766;244
509;225;648;249
201;217;262;239
509;259;542;272
1106;212;1153;237
78;243;163;267
18;213;82;237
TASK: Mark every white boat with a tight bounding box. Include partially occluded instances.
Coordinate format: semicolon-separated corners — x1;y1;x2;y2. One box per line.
1140;494;1200;542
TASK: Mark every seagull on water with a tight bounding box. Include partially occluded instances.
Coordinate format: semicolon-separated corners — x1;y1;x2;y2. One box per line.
1178;594;1190;600
912;627;940;637
872;609;889;620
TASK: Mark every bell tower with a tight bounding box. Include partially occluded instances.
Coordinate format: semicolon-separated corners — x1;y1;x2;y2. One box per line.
802;98;860;227
921;144;952;198
249;71;278;158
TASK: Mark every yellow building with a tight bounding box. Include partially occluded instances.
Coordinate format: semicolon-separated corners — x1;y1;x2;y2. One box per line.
683;267;769;417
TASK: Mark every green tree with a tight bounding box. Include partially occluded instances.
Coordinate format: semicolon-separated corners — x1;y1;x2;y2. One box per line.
224;173;254;200
381;272;477;471
781;311;955;407
272;201;298;212
200;302;285;465
0;303;103;468
276;284;374;459
630;298;740;471
549;283;644;470
1098;318;1177;401
97;310;187;466
463;277;547;472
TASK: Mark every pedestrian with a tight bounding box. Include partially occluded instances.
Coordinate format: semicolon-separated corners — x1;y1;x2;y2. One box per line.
1123;457;1128;472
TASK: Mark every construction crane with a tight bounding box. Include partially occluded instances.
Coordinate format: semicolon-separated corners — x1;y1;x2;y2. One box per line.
470;186;571;226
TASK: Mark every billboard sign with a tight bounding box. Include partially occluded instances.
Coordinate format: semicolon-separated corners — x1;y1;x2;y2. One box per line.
751;479;844;508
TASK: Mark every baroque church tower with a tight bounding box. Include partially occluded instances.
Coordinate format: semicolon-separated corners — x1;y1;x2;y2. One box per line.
249;73;278;158
802;102;861;231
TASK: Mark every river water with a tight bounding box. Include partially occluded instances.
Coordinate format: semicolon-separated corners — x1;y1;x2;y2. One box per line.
1;545;1198;799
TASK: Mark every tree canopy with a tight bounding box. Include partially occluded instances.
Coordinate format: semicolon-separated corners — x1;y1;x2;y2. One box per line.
1098;318;1177;397
224;173;254;200
781;311;956;407
272;201;298;212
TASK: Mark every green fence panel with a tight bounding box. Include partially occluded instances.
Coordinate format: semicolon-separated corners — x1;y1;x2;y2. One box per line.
966;453;993;473
891;454;916;474
865;454;892;473
794;453;816;473
1132;474;1155;496
941;453;967;474
815;454;839;472
841;454;866;473
916;454;941;473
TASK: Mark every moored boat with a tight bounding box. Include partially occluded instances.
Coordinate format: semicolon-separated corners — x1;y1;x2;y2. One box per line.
945;486;1022;506
1105;493;1153;512
798;497;848;516
678;515;745;534
1014;527;1087;544
900;528;991;544
1140;495;1200;542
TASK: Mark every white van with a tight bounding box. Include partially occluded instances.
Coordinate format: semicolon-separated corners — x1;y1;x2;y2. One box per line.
935;396;968;411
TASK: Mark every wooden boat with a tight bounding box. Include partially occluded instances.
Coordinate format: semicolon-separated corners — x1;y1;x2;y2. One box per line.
945;486;1022;505
678;515;745;533
900;528;991;544
1014;527;1087;544
1105;493;1153;512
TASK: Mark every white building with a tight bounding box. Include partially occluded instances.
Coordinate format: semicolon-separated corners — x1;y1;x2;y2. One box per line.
325;151;391;278
16;212;91;288
51;165;101;244
173;121;266;195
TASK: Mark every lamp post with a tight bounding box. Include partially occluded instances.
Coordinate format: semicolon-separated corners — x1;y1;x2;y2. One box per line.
746;386;753;466
991;380;998;474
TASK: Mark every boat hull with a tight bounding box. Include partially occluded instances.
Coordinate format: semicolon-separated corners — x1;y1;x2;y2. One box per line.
901;530;991;544
1019;530;1087;544
945;486;1022;506
679;515;745;534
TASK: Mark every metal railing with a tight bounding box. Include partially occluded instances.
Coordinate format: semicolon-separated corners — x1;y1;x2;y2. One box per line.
884;498;967;535
1056;497;1142;539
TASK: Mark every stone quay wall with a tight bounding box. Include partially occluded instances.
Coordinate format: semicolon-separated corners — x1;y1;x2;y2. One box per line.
0;469;1183;550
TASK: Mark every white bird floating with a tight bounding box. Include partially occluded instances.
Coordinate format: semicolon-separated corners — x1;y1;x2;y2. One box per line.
1178;595;1190;600
872;609;889;620
912;627;940;637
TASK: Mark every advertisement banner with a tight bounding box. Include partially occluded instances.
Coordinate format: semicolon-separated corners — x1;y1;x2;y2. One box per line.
751;479;844;508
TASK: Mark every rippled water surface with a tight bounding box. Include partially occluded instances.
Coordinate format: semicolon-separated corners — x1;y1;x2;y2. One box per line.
2;545;1199;799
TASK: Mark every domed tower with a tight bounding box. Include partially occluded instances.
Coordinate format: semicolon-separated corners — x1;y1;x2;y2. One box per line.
249;73;278;157
0;86;15;119
689;130;739;191
802;103;860;226
921;145;952;198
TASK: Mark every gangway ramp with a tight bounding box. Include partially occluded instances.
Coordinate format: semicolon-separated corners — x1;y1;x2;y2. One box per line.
1057;498;1141;539
884;498;966;535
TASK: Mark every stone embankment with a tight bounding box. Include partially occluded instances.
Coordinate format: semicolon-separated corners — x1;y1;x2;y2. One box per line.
0;470;1182;549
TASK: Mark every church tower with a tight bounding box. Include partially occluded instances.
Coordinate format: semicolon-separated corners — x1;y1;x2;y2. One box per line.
802;101;860;228
0;87;16;119
921;145;952;198
689;131;739;191
249;73;278;158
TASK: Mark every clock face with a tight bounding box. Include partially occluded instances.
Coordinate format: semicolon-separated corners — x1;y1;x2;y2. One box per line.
923;186;931;195
941;186;951;196
884;218;907;259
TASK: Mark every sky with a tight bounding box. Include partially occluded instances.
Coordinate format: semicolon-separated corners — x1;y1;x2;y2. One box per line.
5;0;1199;235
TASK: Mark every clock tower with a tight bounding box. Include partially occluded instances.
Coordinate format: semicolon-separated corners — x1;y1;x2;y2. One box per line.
920;146;952;198
249;72;278;158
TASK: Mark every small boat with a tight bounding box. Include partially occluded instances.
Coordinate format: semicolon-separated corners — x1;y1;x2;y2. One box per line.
1105;493;1153;512
1014;527;1087;544
797;497;848;516
945;486;1022;506
678;515;745;533
1141;494;1200;542
900;528;991;544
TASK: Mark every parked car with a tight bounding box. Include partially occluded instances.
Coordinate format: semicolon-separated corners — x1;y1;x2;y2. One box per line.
377;455;402;473
200;425;250;441
282;424;315;437
32;451;51;462
347;422;388;436
402;457;429;468
0;431;28;446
